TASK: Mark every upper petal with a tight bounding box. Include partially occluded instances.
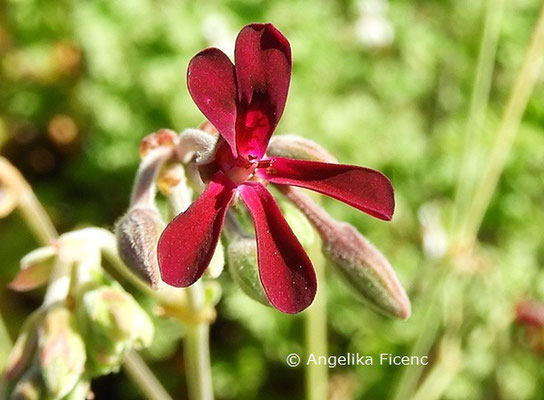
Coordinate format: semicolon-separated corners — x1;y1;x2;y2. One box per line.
234;23;291;159
157;172;236;287
258;157;395;220
187;48;238;156
238;182;316;314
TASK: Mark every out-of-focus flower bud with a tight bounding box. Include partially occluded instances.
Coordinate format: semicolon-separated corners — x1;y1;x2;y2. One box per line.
9;246;56;292
139;129;178;159
267;134;337;163
76;284;154;376
205;241;225;279
38;307;86;399
515;300;544;355
9;366;44;400
225;222;269;306
278;200;316;249
62;377;91;400
282;187;410;319
116;207;164;288
4;311;44;382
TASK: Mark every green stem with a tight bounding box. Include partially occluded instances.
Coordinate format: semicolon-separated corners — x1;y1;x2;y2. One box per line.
167;179;214;400
124;351;174;400
452;0;505;233
184;283;214;400
304;239;328;400
459;3;544;243
0;314;11;374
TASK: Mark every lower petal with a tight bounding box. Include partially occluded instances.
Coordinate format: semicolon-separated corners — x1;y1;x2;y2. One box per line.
239;182;316;314
258;157;395;220
157;172;236;287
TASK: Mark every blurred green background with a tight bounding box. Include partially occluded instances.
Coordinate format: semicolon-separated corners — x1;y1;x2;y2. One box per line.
1;0;544;399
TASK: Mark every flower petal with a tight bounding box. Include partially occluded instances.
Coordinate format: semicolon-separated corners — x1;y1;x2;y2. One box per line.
187;48;238;156
238;182;316;314
234;23;291;158
157;172;236;287
259;157;395;220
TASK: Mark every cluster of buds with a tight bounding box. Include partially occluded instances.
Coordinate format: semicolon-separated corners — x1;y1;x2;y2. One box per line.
3;229;154;399
119;124;410;319
114;23;411;318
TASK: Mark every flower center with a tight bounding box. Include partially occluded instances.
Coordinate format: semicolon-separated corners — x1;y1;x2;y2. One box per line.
214;141;259;185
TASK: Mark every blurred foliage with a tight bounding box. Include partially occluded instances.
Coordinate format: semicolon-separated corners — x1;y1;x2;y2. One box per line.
1;0;544;399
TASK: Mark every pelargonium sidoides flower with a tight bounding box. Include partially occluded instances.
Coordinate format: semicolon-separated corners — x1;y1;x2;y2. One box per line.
157;23;394;314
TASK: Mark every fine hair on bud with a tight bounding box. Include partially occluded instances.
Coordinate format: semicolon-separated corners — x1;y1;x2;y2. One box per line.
116;206;164;288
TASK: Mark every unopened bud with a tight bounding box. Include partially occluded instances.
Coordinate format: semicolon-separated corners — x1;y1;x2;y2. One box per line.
9;366;44;400
9;246;56;292
282;187;410;319
139;129;178;159
4;311;44;382
176;128;219;164
116;207;164;288
267;134;337;163
226;234;269;306
62;377;91;400
279;200;316;249
77;284;153;375
206;241;225;279
38;307;86;398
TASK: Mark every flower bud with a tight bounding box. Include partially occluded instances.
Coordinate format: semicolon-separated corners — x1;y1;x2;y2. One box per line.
205;241;225;279
9;366;44;400
38;307;86;398
282;187;410;319
4;311;44;382
76;284;154;376
267;134;337;163
62;377;91;400
116;207;164;288
139;129;178;159
227;235;269;306
9;246;56;292
278;200;316;249
323;222;410;319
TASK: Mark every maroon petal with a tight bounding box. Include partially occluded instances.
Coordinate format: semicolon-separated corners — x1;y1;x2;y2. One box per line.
238;182;316;314
187;48;238;156
259;157;395;220
234;23;291;158
157;172;236;287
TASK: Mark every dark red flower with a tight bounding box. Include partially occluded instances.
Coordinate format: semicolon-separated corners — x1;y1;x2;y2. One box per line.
157;23;395;314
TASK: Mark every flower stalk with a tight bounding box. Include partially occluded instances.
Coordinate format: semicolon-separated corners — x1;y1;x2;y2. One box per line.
167;176;214;400
304;240;328;400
